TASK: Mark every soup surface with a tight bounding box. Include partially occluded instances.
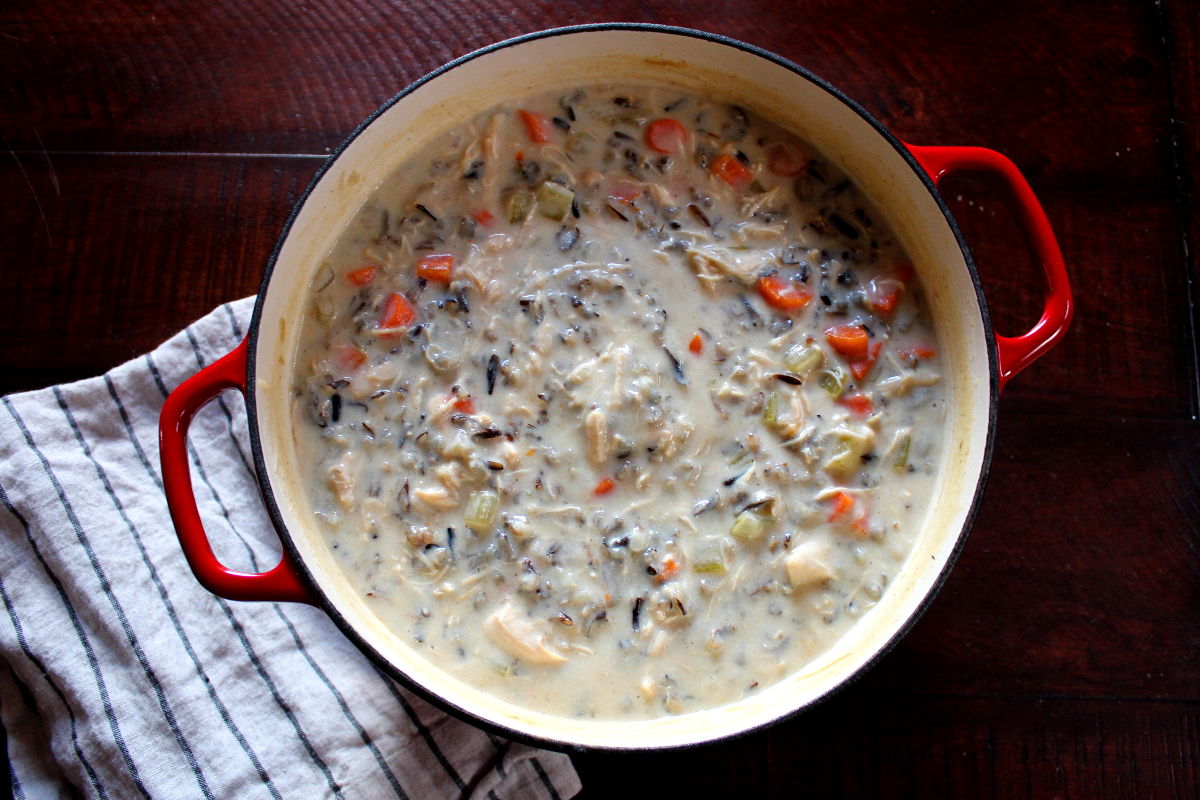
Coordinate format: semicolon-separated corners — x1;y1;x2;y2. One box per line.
291;84;945;720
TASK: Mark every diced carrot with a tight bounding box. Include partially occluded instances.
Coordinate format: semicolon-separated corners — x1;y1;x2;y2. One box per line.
416;253;454;283
898;344;938;363
452;395;475;414
825;324;870;358
688;332;703;355
346;265;377;286
333;343;366;372
377;292;415;330
609;181;642;203
757;274;813;312
645;118;687;154
711;153;753;190
849;342;882;381
767;142;809;177
865;280;901;315
593;477;616;496
866;264;915;315
471;208;494;226
827;491;856;522
518;109;551;143
828;491;870;536
656;556;680;582
839;392;873;417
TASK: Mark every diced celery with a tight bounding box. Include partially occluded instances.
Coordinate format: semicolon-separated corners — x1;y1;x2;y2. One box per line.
565;132;595;156
312;262;335;292
606;113;642;128
784;344;823;375
824;427;874;477
536;181;575;221
731;510;772;541
818;367;847;398
312;295;335;322
464;491;499;533
507;189;534;224
762;392;778;427
893;434;911;473
692;541;728;573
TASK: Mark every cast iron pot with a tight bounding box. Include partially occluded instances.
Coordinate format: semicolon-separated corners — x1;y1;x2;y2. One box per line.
160;24;1072;750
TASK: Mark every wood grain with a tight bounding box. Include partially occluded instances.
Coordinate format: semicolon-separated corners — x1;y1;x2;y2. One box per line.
1161;0;1200;417
871;415;1200;701
574;696;1200;799
0;154;320;393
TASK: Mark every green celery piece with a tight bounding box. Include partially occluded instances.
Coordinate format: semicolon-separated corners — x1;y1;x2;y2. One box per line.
536;181;575;221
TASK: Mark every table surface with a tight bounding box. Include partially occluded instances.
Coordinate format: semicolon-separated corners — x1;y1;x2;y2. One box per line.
3;1;1198;797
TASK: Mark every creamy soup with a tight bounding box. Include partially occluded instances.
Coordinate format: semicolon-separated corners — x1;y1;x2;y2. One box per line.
291;84;944;720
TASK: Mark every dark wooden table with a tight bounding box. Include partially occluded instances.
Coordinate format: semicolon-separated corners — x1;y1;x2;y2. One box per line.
4;1;1197;796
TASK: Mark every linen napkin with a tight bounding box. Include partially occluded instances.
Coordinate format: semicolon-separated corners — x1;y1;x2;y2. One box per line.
0;297;581;800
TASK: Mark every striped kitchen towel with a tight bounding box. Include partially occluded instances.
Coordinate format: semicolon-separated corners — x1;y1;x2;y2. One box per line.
0;297;581;800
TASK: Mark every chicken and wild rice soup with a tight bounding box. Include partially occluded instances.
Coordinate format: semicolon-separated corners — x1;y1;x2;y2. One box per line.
291;84;944;720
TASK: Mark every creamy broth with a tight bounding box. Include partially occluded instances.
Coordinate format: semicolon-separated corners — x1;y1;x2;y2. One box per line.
291;84;944;720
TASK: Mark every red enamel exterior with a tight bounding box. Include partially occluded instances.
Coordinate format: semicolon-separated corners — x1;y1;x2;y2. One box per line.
905;144;1074;391
158;338;315;604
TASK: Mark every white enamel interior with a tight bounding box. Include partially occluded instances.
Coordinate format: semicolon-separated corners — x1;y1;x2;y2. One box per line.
251;28;993;749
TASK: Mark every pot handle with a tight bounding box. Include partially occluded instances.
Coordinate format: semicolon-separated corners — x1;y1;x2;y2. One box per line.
905;144;1073;390
159;338;316;605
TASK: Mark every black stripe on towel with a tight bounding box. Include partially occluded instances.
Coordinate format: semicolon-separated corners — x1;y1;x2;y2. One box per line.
215;601;345;799
372;669;468;791
103;375;162;490
46;388;217;800
4;396;198;800
274;611;410;800
0;484;109;800
531;757;563;800
0;423;148;799
223;302;245;339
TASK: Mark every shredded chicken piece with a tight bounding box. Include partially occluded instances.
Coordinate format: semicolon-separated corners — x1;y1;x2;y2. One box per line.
785;541;837;588
739;185;787;218
585;408;609;466
539;145;579;185
433;462;468;492
484;603;568;665
325;454;359;511
728;221;786;244
478;113;504;201
412;485;459;511
876;371;943;398
777;389;809;438
685;247;766;288
648;629;673;657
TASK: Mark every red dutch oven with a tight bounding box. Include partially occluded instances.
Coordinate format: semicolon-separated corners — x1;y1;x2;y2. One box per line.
160;24;1071;750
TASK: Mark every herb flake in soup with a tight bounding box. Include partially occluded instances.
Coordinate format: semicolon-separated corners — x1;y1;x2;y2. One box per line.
291;84;944;720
